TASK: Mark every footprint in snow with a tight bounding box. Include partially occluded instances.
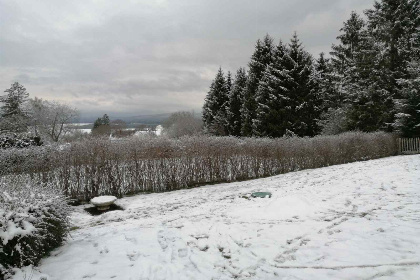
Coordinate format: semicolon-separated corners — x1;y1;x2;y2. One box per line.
345;199;352;207
157;230;168;250
127;251;140;261
100;246;109;254
82;273;96;278
178;248;188;258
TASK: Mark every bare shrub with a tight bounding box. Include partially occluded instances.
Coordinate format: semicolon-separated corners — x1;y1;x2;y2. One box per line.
163;111;203;138
0;132;397;201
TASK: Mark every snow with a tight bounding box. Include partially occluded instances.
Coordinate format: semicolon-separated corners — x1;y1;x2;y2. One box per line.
90;196;117;206
14;155;420;280
0;220;36;245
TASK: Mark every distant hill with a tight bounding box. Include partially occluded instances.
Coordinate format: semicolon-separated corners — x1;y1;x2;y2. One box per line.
119;113;172;124
78;112;201;125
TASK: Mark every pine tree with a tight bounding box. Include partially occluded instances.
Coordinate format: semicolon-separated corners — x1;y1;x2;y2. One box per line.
254;34;320;137
315;53;346;134
92;114;111;135
393;60;420;137
287;33;321;136
365;0;420;131
344;31;395;132
330;11;366;81
252;41;288;137
366;0;419;100
227;68;247;136
330;10;396;132
202;68;229;135
1;82;29;118
226;71;232;94
315;53;341;111
0;82;30;132
241;34;275;136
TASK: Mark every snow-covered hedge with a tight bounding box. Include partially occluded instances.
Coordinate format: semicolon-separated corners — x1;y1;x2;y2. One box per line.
0;178;70;279
0;132;397;201
0;134;42;149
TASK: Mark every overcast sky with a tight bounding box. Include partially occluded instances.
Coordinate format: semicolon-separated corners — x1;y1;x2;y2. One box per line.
0;0;374;119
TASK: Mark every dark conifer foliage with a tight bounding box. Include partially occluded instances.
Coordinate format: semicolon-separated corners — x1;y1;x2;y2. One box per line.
254;34;321;137
366;0;419;99
202;0;418;138
286;33;321;137
315;53;340;111
366;0;420;130
330;11;365;80
252;41;288;137
227;68;247;136
203;68;229;135
241;34;275;136
393;60;420;137
0;82;30;133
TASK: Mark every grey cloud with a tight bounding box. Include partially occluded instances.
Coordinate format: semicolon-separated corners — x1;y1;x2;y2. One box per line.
0;0;374;119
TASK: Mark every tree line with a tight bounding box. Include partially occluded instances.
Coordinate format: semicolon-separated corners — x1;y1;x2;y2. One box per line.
0;82;79;142
203;0;419;138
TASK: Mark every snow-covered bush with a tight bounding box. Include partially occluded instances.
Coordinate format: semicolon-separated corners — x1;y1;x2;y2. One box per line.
0;145;56;176
0;177;70;279
0;134;42;149
0;132;397;202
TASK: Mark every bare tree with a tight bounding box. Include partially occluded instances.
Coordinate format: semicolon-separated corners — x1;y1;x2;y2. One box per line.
163;111;203;138
29;98;79;142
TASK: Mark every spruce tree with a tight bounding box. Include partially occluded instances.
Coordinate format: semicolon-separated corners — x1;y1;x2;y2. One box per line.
252;41;289;137
365;0;420;131
254;34;320;137
330;11;365;80
315;53;341;111
393;60;420;137
241;34;275;136
330;11;395;132
365;0;419;99
315;53;347;135
226;71;232;94
202;68;229;135
1;82;29;118
92;114;111;135
287;33;321;136
0;82;30;132
345;31;395;132
227;68;247;136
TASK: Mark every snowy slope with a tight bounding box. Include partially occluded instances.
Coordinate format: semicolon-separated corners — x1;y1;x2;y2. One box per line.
13;155;420;280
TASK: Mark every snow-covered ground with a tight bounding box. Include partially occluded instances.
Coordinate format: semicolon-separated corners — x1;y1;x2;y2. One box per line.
14;155;420;280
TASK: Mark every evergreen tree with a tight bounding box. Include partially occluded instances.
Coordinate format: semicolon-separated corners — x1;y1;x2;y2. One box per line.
366;0;419;100
365;0;420;131
226;71;232;94
1;82;29;118
330;11;366;81
102;114;110;126
0;82;30;132
92;114;111;135
287;33;321;136
202;68;229;135
330;10;396;132
393;60;420;137
254;34;320;137
344;31;395;132
315;53;347;134
252;41;288;137
227;68;247;136
315;53;341;111
241;34;275;136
